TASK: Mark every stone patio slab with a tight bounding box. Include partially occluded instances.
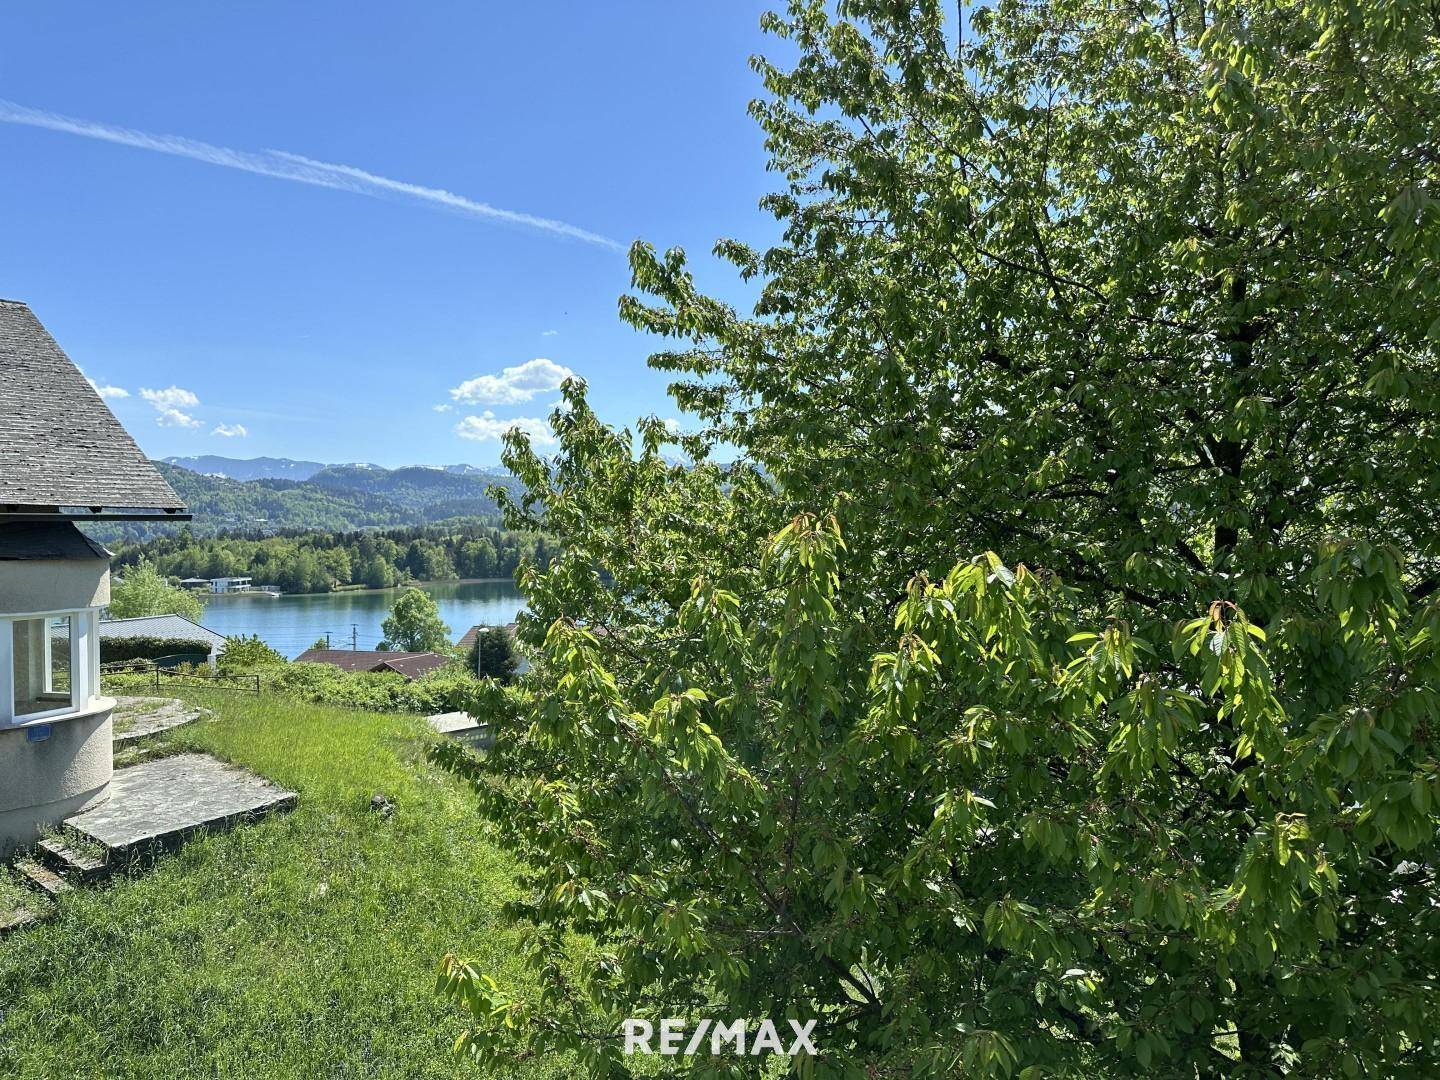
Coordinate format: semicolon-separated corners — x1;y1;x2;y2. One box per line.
111;696;208;743
65;752;296;854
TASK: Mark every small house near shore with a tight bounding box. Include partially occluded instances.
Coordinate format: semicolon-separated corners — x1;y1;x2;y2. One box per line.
179;576;252;593
0;299;188;857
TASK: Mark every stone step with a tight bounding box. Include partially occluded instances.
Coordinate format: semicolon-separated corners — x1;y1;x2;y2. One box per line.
111;696;209;744
36;836;111;883
0;904;42;936
14;856;72;898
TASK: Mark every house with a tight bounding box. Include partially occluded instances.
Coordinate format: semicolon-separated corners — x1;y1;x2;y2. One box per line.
177;576;250;594
293;648;450;681
98;614;229;668
0;299;188;858
455;622;518;651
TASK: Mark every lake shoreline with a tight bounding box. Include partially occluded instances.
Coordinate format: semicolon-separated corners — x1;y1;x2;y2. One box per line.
202;575;518;599
194;579;527;659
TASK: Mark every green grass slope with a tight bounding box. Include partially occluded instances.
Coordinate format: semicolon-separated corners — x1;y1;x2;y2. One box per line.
0;692;566;1080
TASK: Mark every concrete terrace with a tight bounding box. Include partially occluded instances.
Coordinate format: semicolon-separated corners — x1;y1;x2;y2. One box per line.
64;752;296;856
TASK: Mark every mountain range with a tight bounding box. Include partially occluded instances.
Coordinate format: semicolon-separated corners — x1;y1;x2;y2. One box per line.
161;455;493;482
88;457;521;541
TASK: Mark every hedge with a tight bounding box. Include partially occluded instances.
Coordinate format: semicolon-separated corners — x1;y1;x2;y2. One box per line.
100;635;214;663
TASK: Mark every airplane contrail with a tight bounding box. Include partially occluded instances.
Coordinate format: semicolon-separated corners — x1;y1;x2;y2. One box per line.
0;98;624;250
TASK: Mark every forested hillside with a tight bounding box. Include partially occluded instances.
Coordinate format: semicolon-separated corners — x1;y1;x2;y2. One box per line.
86;461;523;541
110;521;553;593
305;464;517;519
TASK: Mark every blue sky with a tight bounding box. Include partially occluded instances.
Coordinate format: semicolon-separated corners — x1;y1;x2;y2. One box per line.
0;2;784;467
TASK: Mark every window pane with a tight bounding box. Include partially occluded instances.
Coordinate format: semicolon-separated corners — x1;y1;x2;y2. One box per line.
13;616;74;718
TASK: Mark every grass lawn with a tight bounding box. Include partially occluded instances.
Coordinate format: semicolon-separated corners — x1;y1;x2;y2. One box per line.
0;689;567;1079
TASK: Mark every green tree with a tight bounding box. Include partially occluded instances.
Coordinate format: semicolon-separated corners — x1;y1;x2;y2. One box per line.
359;553;397;590
438;3;1440;1076
321;547;354;587
107;558;205;622
457;538;498;579
380;588;451;653
405;539;457;582
466;626;518;684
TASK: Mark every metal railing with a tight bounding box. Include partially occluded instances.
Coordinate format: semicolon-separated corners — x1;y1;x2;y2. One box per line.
101;658;261;695
101;653;206;672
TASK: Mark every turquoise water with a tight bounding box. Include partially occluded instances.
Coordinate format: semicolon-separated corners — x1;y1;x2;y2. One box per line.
195;579;526;658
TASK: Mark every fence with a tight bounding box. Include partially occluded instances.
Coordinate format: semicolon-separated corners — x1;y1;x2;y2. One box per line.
101;659;261;695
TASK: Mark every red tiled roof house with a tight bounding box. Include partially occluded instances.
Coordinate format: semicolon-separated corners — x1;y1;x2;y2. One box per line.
293;648;451;681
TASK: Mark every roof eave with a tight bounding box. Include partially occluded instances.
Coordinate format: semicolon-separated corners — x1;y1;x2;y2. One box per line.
0;505;191;522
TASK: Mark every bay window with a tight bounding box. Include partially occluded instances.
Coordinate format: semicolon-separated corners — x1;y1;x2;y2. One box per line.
0;608;99;726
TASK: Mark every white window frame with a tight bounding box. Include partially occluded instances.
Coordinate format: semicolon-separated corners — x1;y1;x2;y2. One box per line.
0;607;100;728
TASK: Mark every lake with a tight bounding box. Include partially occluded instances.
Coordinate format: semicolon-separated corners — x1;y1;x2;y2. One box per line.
196;579;527;658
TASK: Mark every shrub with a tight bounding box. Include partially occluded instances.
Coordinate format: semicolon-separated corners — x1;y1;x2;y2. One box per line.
218;634;286;673
99;668;163;695
185;631;482;716
260;662;477;714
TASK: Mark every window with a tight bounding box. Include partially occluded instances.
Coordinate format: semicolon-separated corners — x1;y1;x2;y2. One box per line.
1;610;95;725
12;616;74;718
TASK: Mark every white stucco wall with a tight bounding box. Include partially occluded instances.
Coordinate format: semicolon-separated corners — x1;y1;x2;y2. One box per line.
0;555;109;616
0;698;114;859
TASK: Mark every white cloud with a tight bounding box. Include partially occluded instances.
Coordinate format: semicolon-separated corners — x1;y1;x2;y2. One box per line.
140;385;202;428
88;379;129;399
0;98;623;250
211;423;248;437
662;417;682;435
432;403;453;413
455;411;557;447
152;406;202;428
140;386;199;409
541;329;559;337
450;358;574;406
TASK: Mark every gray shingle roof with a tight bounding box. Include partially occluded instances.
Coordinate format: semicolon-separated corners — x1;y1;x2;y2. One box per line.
98;614;228;649
0;299;187;515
